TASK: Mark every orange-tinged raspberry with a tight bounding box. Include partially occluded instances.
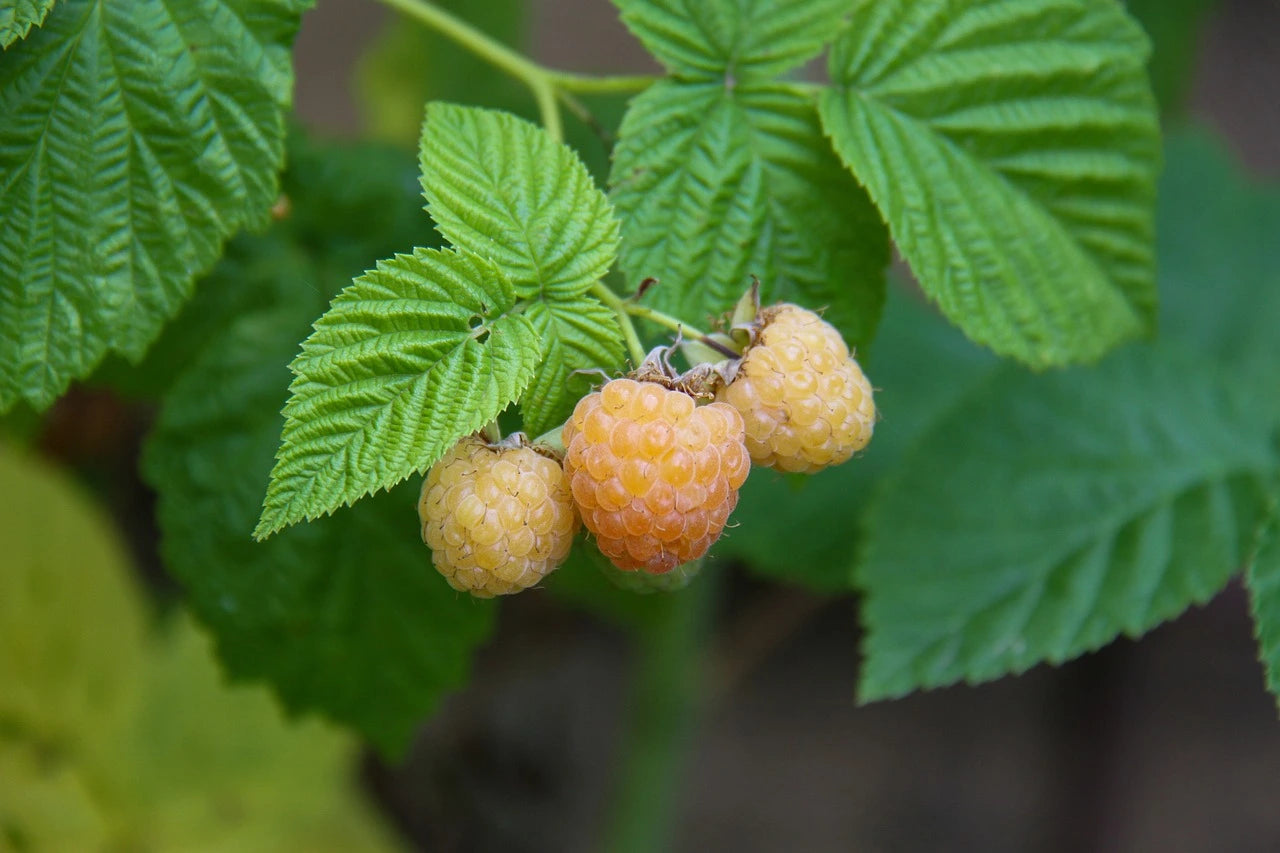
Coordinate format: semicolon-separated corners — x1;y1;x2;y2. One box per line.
418;436;578;597
717;304;875;473
563;379;749;574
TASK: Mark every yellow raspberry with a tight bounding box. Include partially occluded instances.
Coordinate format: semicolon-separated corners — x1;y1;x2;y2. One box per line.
716;304;875;473
563;379;750;575
418;436;579;597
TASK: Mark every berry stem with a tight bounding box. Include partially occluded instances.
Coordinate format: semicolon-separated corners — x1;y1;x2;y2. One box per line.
601;571;716;853
590;282;648;366
373;0;656;142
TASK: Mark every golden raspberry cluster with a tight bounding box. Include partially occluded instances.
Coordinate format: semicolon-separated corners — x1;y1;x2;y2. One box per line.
562;379;750;574
717;303;875;473
418;436;578;597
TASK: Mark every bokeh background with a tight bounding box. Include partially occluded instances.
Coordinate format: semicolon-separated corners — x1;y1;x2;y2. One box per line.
8;1;1279;851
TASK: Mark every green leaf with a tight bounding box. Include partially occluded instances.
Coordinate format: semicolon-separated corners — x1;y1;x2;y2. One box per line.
0;442;146;752
0;0;55;46
145;304;495;755
91;131;429;400
357;0;529;147
418;102;619;299
612;0;848;79
723;284;997;590
857;346;1278;701
1247;497;1280;709
611;81;889;348
520;297;626;437
820;0;1161;367
0;0;306;411
255;248;541;539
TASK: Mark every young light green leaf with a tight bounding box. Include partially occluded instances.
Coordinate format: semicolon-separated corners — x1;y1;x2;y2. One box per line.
0;0;305;411
819;0;1160;367
256;248;541;539
520;297;626;437
146;303;495;756
611;81;889;348
418;102;619;299
857;346;1278;702
0;0;55;46
612;0;848;79
1246;498;1280;711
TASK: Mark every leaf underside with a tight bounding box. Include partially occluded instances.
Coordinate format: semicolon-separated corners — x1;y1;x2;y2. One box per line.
0;0;56;46
819;0;1160;367
858;344;1277;700
0;0;305;410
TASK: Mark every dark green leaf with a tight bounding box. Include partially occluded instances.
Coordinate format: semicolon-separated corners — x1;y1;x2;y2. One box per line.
612;81;888;348
1125;0;1218;114
0;0;306;410
612;0;848;79
858;346;1277;701
145;304;494;755
820;0;1161;366
1246;495;1280;710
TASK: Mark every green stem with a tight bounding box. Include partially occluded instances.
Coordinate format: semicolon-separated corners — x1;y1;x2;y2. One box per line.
601;576;716;853
374;0;655;142
591;282;648;366
622;301;711;342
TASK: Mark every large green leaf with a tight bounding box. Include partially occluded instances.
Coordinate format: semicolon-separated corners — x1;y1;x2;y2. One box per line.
0;0;306;411
612;0;848;79
418;102;619;300
857;346;1277;701
0;0;55;46
520;298;626;437
255;248;541;539
146;304;495;755
91;131;428;400
611;81;889;347
820;0;1160;366
0;443;146;753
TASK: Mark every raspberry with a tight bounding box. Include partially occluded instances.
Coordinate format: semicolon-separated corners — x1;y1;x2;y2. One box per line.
562;379;750;574
418;436;578;597
717;303;875;473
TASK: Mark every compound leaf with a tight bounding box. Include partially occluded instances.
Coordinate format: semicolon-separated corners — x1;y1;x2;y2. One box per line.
857;346;1278;701
255;248;541;538
820;0;1160;366
0;0;55;46
612;0;849;79
0;0;305;411
146;302;495;756
520;297;626;437
418;102;619;300
612;81;889;348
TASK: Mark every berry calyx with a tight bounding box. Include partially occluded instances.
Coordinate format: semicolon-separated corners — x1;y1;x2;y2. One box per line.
563;378;750;574
418;435;579;597
716;303;875;473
